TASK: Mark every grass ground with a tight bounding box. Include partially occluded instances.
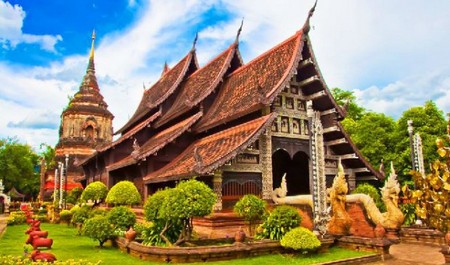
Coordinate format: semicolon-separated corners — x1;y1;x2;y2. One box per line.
0;224;374;264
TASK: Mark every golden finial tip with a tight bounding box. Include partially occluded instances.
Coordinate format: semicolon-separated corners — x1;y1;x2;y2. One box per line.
89;30;96;59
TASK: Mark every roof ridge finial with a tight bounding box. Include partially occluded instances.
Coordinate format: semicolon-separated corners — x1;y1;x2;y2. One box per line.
192;32;198;51
89;29;96;60
235;18;244;44
302;0;318;34
161;61;170;76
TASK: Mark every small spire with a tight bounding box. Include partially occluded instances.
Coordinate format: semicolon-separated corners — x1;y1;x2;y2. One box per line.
302;0;318;34
89;29;96;60
191;32;198;51
235;18;244;44
161;61;170;76
143;82;146;90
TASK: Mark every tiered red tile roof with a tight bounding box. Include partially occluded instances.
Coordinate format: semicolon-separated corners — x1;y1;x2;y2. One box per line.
144;113;276;183
155;43;241;127
106;112;202;172
116;50;198;134
194;30;303;132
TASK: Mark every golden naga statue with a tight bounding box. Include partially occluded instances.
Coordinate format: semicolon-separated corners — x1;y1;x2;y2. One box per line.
346;162;405;229
327;160;352;235
271;174;313;208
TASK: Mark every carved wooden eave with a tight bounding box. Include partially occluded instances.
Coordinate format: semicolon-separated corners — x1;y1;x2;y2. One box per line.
301;36;345;119
115;49;198;135
144;113;276;184
327;122;383;180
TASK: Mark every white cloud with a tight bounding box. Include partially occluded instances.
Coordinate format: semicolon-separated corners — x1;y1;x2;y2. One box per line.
0;0;62;52
2;0;450;151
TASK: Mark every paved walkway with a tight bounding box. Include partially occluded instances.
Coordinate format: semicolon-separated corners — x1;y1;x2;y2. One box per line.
0;214;7;237
368;243;445;265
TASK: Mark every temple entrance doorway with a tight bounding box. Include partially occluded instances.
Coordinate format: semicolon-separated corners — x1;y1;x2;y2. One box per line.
272;149;310;195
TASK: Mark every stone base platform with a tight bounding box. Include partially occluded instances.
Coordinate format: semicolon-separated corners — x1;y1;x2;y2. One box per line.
337;236;392;260
193;212;252;239
400;227;445;246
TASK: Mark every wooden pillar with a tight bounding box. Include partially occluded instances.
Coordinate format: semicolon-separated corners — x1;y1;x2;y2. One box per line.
213;172;223;211
348;171;356;192
260;106;273;200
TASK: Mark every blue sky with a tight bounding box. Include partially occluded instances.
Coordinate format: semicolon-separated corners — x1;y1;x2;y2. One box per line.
1;0;450;151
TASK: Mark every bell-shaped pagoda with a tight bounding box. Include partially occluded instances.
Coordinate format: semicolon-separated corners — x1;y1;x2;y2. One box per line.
55;31;114;184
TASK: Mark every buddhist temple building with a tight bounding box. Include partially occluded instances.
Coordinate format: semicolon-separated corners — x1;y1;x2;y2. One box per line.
80;6;382;209
54;31;114;187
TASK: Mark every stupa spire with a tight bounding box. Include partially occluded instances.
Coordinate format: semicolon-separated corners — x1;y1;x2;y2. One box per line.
87;30;96;71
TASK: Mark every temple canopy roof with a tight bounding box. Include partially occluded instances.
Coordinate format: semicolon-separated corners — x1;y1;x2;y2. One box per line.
115;45;199;135
194;30;303;132
155;41;242;128
144;113;276;183
106;112;203;172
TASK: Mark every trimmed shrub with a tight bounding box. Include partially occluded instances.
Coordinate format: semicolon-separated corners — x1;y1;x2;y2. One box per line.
66;187;83;205
82;216;113;247
352;183;386;212
71;205;91;234
234;194;266;235
144;188;171;222
280;227;321;253
258;205;302;240
106;181;141;206
107;206;136;230
88;208;108;218
81;181;108;205
59;210;73;224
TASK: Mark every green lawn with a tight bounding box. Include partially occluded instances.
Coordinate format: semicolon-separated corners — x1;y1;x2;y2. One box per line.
0;224;375;264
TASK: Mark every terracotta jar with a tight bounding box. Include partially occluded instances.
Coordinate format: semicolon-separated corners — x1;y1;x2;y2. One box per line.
234;227;246;243
125;227;137;242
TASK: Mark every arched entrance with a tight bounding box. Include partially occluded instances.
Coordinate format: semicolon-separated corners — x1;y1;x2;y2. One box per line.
272;149;310;195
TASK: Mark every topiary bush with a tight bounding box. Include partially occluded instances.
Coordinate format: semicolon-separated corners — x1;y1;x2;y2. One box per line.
66;187;83;205
258;205;302;240
81;181;108;206
352;183;386;212
88;208;108;218
71;205;91;234
280;227;321;253
234;194;266;235
106;181;141;206
59;209;73;224
82;215;113;247
107;206;136;231
143;189;182;246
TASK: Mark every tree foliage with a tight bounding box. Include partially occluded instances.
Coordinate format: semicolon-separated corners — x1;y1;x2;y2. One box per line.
331;87;365;120
331;88;448;185
106;181;141;206
80;181;108;205
0;137;40;199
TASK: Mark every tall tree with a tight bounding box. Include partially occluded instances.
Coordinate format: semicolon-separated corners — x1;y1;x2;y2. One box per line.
343;112;397;170
393;101;447;182
331;87;365;121
0;137;40;199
